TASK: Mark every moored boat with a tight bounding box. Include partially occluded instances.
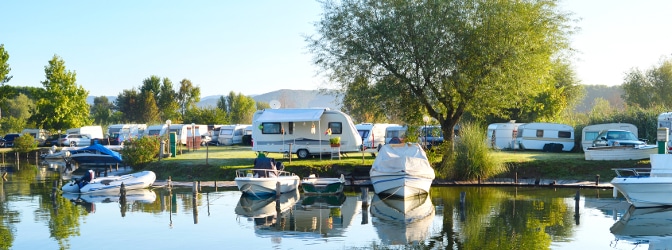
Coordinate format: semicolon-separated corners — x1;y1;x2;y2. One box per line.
611;154;672;207
369;143;435;198
584;144;657;161
235;156;300;196
301;174;345;195
68;144;123;165
62;170;156;193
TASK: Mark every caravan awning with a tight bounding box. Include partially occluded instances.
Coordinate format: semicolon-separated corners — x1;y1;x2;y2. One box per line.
255;109;325;122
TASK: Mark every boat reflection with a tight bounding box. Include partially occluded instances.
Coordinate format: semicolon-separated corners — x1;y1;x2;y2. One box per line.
610;205;672;249
370;193;435;245
62;189;157;215
235;190;361;238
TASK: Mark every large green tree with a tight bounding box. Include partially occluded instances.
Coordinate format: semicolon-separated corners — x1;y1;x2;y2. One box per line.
0;93;34;133
309;0;574;169
115;88;142;122
0;44;11;85
224;91;256;124
33;55;90;130
177;79;201;119
622;57;672;108
91;96;115;125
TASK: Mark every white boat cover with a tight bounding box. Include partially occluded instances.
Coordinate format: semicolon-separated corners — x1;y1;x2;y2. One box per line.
255;108;325;122
371;143;436;179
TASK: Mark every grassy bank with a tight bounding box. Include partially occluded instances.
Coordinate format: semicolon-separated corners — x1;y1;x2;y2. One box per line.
0;146;649;182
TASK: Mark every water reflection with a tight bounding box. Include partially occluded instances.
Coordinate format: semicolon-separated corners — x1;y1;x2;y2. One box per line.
610;205;672;249
370;194;435;245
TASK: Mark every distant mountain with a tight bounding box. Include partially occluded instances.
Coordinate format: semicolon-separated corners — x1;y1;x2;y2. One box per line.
197;89;342;110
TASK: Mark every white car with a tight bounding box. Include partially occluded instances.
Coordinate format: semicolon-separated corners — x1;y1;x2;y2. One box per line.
59;134;91;147
201;135;212;146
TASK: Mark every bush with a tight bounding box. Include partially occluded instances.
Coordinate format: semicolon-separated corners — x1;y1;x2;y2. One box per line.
121;136;161;169
451;122;508;181
13;133;38;153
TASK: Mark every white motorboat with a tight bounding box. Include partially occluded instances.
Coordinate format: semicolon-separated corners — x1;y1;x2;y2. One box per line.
301;174;345;195
62;189;157;204
235;157;300;196
610;205;672;249
370;193;435;245
369;143;435;198
584;145;657;161
611;154;672;207
234;189;300;219
62;170;157;193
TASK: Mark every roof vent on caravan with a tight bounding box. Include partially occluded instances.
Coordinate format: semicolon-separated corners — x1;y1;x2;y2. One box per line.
270;100;281;109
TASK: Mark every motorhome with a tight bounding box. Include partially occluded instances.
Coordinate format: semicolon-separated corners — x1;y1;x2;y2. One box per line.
486;122;523;150
658;112;672;150
582;123;638;150
515;123;575;152
66;126;104;140
251;108;362;159
106;124;147;145
385;125;407;144
20;128;48;146
167;124;207;145
356;123;399;152
218;124;251;146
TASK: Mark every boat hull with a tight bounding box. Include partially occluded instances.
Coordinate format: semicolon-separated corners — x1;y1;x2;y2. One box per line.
301;175;345;195
61;171;156;194
611;177;672;207
235;176;300;196
370;173;433;198
584;145;657;160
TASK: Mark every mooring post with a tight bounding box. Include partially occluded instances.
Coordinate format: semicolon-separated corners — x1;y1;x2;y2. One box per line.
574;190;580;225
595;174;600;186
361;187;369;225
459;191;466;221
120;182;127;199
515;172;518;184
192;181;198;194
276;181;281;196
167;176;172;190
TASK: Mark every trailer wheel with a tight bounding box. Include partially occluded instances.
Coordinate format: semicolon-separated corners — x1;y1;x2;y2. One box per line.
297;149;309;159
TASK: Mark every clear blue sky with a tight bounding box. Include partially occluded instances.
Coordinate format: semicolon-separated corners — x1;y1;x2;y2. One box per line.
2;0;671;97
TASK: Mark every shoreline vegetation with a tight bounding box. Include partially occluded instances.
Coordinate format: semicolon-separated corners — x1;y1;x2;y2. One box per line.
1;146;648;185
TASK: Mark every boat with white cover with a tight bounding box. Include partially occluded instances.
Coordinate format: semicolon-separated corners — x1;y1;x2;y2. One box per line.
235;156;300;196
611;154;672;207
301;174;345;195
62;170;156;193
370;193;435;245
370;143;435;198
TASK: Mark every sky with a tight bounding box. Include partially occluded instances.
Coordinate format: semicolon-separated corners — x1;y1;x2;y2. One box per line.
1;0;671;97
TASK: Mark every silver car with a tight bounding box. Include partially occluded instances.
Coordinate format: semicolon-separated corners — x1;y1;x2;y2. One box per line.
592;129;646;147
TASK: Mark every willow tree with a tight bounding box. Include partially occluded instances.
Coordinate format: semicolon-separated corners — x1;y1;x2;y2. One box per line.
308;0;574;169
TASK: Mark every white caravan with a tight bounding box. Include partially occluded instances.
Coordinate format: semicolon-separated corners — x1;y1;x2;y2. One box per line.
107;124;147;144
144;124;169;137
21;128;48;146
167;124;207;145
252;108;362;159
356;123;399;152
582;123;638;150
66;126;104;139
218;124;251;146
385;125;407;144
658;112;672;150
515;123;575;152
486;122;523;150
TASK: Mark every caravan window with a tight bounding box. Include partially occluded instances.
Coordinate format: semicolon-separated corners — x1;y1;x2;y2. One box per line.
234;129;243;136
584;131;598;142
328;122;343;134
536;130;544;137
262;123;282;134
558;131;572;138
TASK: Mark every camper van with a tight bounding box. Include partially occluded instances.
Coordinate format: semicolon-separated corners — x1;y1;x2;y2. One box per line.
251;108;362;159
20;128;48;146
385;125;407;144
144;124;169;137
218;124;251;146
107;124;147;145
66;126;104;140
356;123;399;152
515;123;575;152
582;123;638;150
486;122;523;150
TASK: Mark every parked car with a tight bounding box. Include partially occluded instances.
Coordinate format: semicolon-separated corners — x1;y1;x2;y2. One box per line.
0;137;5;147
3;133;21;148
592;129;647;147
59;134;91;147
201;135;212;146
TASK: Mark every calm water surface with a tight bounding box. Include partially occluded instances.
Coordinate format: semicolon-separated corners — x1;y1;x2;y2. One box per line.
0;162;664;250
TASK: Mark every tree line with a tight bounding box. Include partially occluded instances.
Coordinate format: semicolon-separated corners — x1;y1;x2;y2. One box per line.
0;46;265;135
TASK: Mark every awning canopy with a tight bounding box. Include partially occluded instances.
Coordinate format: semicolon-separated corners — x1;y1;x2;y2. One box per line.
255;109;325;122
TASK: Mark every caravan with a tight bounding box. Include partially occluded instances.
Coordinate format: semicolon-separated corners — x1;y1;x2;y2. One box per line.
582;123;638;150
658;112;672;150
251;108;362;159
385;125;407;144
516;123;575;152
218;124;251;146
107;124;147;145
167;124;207;145
144;124;169;137
356;123;399;151
486;122;523;150
21;128;48;146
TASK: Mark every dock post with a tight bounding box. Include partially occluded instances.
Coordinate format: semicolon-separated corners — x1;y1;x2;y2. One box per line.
574;190;580;225
595;174;600;186
613;187;619;198
276;182;281;196
459;191;466;221
361;187;369;225
167;176;172;190
192;181;198;194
